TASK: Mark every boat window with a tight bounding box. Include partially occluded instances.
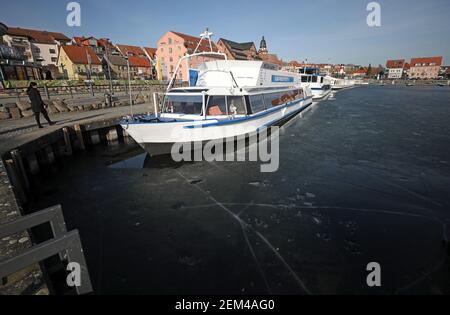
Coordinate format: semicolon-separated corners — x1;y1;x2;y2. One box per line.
227;96;247;115
301;76;308;83
249;94;265;113
164;95;203;115
312;76;318;83
290;89;304;100
207;96;227;116
264;91;294;107
321;77;324;83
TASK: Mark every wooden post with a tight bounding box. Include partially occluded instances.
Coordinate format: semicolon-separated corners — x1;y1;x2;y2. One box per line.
74;124;85;151
63;127;73;156
4;159;27;203
11;150;30;189
44;84;50;100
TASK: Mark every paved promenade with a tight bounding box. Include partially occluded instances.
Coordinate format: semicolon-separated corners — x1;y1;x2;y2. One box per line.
0;103;152;155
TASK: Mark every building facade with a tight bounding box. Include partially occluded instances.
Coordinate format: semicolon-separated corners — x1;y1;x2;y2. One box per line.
156;31;221;81
116;44;154;79
409;56;442;79
386;59;405;79
58;45;103;80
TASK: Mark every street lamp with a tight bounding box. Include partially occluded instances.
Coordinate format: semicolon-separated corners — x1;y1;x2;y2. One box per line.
124;55;133;117
104;41;114;95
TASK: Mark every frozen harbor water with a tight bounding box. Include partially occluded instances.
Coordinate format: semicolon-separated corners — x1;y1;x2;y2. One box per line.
29;86;450;294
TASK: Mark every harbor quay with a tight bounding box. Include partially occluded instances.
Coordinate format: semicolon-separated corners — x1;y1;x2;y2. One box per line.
0;101;154;295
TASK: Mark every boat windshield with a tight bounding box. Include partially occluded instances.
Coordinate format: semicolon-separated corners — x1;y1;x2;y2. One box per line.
163;95;204;115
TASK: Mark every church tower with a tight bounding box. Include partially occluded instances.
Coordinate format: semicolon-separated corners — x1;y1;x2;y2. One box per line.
259;36;268;55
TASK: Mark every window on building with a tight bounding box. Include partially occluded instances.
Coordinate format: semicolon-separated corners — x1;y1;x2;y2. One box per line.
170;57;173;62
168;38;172;45
2;65;18;80
207;96;227;116
34;47;41;53
49;49;56;54
51;57;57;62
169;47;172;53
249;94;265;113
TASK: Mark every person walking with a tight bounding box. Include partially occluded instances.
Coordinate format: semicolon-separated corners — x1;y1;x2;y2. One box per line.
26;82;55;128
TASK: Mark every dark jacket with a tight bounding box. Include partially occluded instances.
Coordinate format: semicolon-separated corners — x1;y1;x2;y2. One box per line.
27;88;45;113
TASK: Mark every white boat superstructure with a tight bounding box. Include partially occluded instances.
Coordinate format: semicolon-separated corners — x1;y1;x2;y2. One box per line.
326;76;356;90
299;68;332;100
120;59;313;156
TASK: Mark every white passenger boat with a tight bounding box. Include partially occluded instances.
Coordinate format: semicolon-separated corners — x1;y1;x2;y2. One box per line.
120;30;313;156
121;59;313;156
299;68;331;100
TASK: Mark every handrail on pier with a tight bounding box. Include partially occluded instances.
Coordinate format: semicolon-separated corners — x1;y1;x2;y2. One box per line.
0;205;92;295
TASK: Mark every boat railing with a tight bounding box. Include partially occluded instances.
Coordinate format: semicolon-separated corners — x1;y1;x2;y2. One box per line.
166;51;228;93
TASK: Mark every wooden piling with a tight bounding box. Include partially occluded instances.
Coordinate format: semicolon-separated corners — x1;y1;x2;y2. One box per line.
74;124;85;151
10;150;30;190
63;127;73;156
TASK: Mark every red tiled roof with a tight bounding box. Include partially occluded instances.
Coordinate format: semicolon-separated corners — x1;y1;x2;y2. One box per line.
61;45;101;65
7;27;70;44
404;63;410;70
143;47;157;58
116;44;146;57
128;56;151;68
170;31;218;52
386;59;405;69
410;56;442;67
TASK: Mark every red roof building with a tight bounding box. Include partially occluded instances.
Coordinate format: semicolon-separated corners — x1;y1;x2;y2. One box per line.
386;59;406;79
4;27;70;67
409;56;442;79
58;45;103;80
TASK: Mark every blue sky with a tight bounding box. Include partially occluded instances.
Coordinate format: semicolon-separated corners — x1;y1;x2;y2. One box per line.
1;0;449;65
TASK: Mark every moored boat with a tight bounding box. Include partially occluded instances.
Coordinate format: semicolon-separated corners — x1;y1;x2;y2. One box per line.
298;68;331;100
120;59;313;156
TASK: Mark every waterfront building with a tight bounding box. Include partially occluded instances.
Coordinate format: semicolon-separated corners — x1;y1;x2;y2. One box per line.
216;38;258;61
1;27;70;80
409;56;442;79
3;27;70;66
156;31;220;81
116;44;154;79
0;43;43;80
57;45;103;80
386;59;406;79
102;54;128;79
73;36;120;59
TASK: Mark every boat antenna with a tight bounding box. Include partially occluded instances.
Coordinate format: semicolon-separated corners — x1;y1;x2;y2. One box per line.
194;27;215;54
229;71;240;88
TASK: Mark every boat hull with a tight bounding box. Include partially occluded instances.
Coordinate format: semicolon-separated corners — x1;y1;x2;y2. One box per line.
122;97;313;156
